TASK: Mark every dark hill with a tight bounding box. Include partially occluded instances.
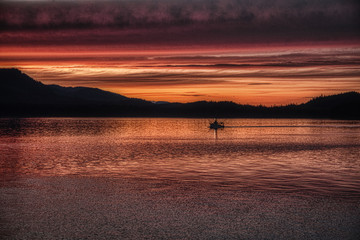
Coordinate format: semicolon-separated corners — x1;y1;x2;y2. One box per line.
305;91;360;108
1;68;359;119
299;92;360;119
0;68;153;116
0;68;148;105
0;68;60;104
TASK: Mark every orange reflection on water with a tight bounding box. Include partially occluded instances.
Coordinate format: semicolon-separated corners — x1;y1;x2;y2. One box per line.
1;118;360;196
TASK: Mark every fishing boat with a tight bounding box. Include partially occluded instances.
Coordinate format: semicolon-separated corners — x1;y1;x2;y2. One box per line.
209;119;225;129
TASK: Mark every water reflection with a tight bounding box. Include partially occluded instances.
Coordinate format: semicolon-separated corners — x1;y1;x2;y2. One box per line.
0;118;360;197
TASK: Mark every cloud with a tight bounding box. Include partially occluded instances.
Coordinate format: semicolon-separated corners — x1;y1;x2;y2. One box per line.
248;83;272;85
7;47;360;90
181;93;207;97
0;0;359;45
21;63;359;90
141;60;360;69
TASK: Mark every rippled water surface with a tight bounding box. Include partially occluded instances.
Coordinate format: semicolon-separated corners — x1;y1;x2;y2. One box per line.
1;118;359;198
1;118;360;239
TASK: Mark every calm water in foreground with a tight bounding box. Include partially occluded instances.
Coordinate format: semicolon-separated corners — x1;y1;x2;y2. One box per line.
1;118;360;239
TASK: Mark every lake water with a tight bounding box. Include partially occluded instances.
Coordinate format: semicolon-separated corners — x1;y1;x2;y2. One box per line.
1;118;360;239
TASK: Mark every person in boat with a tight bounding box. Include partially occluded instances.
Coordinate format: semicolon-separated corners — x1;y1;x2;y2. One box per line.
210;119;224;129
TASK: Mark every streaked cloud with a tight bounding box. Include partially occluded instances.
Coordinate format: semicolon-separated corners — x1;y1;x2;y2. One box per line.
4;46;357;105
0;0;359;46
1;0;359;105
1;0;358;30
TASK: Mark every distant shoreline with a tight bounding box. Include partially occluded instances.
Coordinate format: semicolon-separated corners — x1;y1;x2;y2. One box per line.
1;116;360;121
1;69;360;120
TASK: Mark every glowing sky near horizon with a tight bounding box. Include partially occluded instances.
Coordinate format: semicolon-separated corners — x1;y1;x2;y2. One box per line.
1;0;359;105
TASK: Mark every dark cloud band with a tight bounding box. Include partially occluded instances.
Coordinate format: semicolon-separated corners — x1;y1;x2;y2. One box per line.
1;0;359;38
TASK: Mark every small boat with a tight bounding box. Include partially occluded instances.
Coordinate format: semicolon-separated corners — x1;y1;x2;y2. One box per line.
209;119;225;129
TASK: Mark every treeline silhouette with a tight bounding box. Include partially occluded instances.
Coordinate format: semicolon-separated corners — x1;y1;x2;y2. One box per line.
1;69;359;119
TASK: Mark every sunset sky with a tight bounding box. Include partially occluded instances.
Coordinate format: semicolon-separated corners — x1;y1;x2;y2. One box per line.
1;0;359;105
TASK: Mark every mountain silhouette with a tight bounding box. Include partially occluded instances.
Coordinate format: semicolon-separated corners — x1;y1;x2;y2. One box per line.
0;68;148;105
1;68;359;119
299;92;360;119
